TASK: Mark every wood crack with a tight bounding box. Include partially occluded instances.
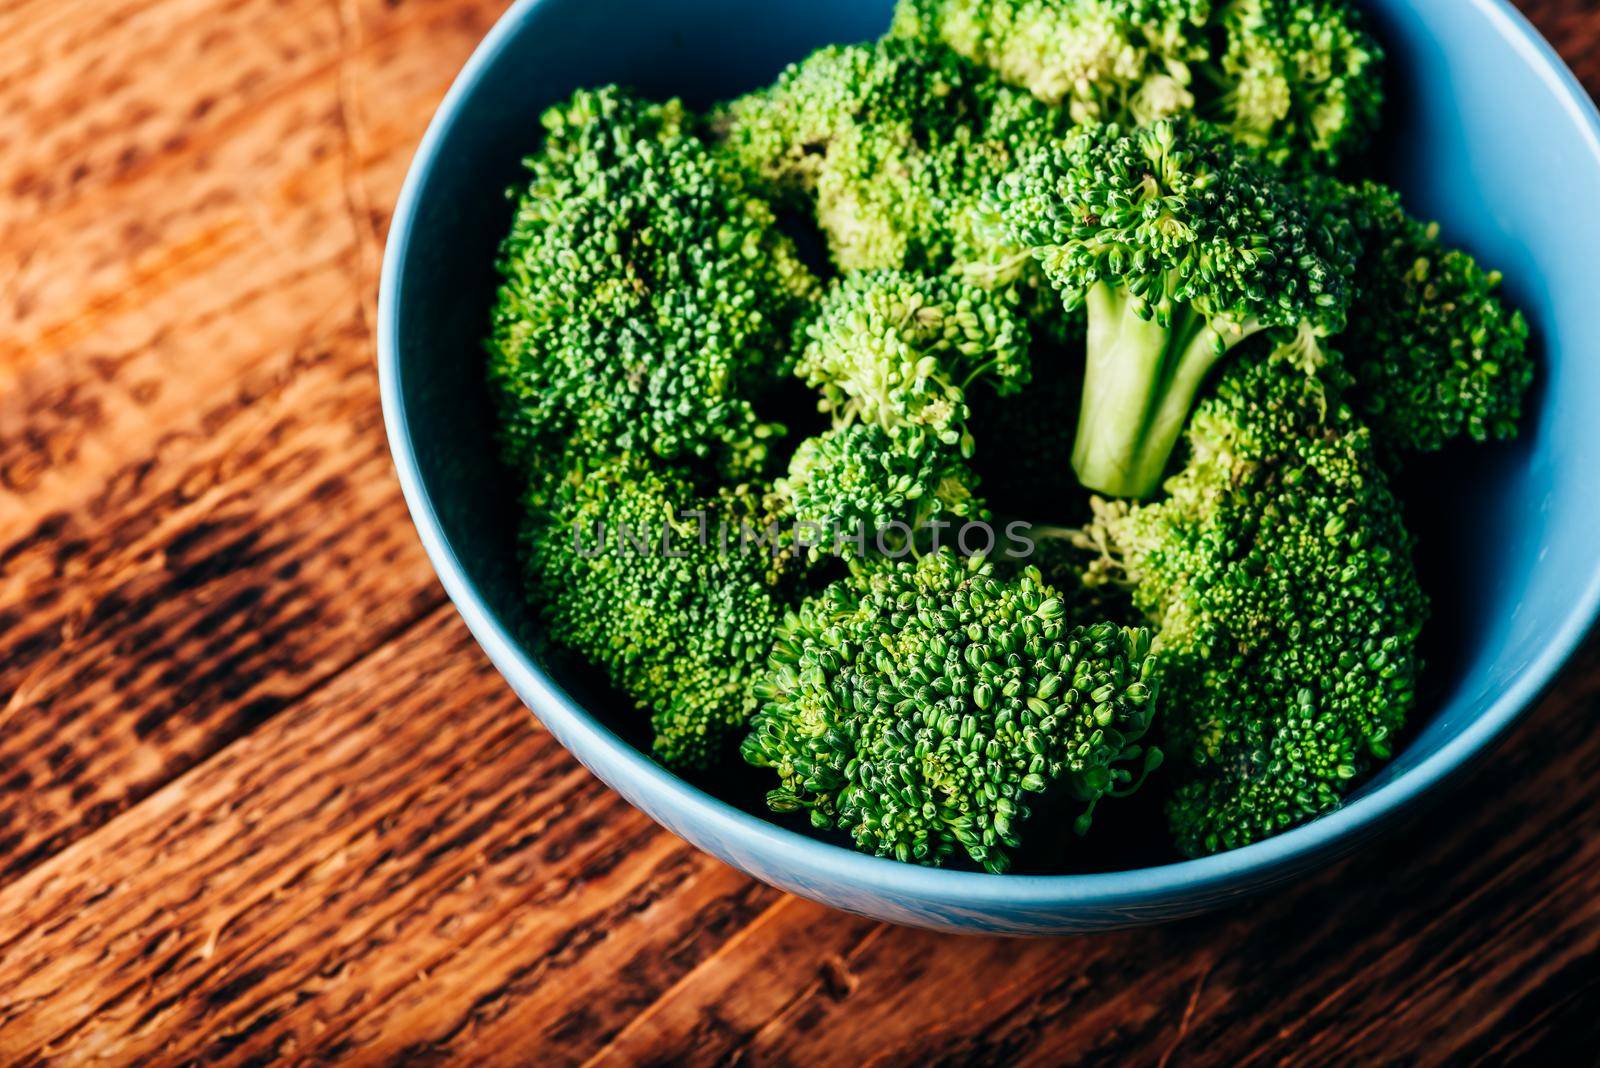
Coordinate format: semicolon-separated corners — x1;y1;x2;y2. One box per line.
330;0;381;343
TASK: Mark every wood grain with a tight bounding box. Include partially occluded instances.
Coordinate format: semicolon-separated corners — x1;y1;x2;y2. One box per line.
0;610;782;1064
2;0;1598;1064
0;0;510;882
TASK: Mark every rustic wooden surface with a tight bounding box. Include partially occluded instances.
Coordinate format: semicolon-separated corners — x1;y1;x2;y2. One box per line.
2;0;1599;1063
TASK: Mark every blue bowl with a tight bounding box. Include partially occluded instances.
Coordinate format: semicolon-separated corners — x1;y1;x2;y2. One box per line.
379;0;1600;933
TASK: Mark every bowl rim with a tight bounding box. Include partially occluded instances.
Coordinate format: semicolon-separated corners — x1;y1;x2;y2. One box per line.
378;0;1600;908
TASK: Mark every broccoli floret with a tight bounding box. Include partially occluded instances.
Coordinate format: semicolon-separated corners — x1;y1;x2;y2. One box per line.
715;39;1071;281
1330;181;1534;453
1075;357;1427;856
743;549;1161;872
893;0;1382;168
998;118;1352;499
795;270;1032;448
1203;0;1384;169
521;455;787;769
778;425;982;556
489;87;819;483
891;0;1208;126
777;271;1030;549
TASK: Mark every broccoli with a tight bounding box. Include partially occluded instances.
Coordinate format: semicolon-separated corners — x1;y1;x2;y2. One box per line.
779;424;982;556
892;0;1382;168
483;10;1531;869
776;270;1031;550
997;118;1353;499
1205;0;1384;169
890;0;1208;127
1073;356;1427;855
714;39;1071;283
1330;181;1534;453
489;87;819;484
521;455;787;770
795;270;1032;449
743;549;1161;871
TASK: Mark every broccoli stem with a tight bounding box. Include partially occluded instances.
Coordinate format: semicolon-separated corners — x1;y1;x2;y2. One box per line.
1072;281;1256;498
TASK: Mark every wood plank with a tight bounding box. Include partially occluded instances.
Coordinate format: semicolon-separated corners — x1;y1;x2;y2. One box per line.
0;0;510;883
0;0;497;244
0;0;505;469
583;899;880;1068
0;0;338;236
0;609;776;1065
0;306;442;880
1519;1;1600;90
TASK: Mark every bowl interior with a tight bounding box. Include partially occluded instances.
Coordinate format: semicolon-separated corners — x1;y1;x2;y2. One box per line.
383;0;1600;921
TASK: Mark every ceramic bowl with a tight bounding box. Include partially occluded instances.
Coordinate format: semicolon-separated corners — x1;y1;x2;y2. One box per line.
379;0;1600;932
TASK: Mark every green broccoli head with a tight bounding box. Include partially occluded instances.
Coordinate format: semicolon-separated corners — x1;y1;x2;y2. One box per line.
520;82;692;186
776;270;1030;552
1210;0;1384;167
1329;181;1534;453
998;118;1353;498
743;549;1161;872
489;87;819;483
522;454;788;770
778;425;983;557
714;39;1071;279
890;0;1208;126
1203;0;1384;169
1077;356;1427;856
893;0;1382;169
796;270;1032;448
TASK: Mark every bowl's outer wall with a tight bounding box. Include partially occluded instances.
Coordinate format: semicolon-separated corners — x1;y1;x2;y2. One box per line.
380;0;1600;932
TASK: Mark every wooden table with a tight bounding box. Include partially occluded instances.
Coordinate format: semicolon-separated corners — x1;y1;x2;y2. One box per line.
2;0;1598;1062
